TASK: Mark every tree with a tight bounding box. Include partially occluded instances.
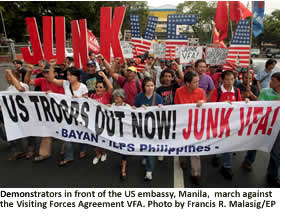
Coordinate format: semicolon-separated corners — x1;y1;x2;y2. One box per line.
176;1;217;44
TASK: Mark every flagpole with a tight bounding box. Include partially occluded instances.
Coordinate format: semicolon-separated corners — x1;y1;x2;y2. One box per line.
227;1;233;41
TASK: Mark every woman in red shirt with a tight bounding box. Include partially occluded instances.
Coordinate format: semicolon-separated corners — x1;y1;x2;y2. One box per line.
90;71;113;165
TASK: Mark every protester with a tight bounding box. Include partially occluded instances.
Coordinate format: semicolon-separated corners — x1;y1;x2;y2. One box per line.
88;51;100;69
108;89;132;180
4;69;36;160
156;68;181;161
256;58;277;93
153;59;167;88
168;60;184;86
194;59;215;101
13;60;26;82
210;70;245;180
25;62;65;162
47;60;88;167
206;65;221;88
174;71;206;186
90;71;113;165
134;77;164;181
111;58;142;106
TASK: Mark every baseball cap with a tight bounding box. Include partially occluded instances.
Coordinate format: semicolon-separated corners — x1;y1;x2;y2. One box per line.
87;60;96;67
127;66;137;73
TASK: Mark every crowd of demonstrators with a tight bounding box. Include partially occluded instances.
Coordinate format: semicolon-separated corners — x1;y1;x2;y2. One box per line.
0;53;280;187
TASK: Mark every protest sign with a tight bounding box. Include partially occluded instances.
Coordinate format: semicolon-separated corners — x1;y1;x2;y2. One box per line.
179;46;203;64
206;47;229;65
120;41;133;58
0;92;280;156
153;43;166;58
189;38;199;45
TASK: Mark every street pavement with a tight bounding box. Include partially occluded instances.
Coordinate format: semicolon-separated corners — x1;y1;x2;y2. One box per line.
0;62;274;188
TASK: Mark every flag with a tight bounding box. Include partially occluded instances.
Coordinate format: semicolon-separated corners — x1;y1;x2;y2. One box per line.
253;1;265;37
215;1;229;41
166;14;198;60
213;25;226;48
229;1;252;24
87;29;100;54
130;15;158;72
223;20;251;71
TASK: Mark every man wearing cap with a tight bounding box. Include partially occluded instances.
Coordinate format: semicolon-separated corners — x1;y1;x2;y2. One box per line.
13;60;26;83
111;58;142;106
81;54;112;96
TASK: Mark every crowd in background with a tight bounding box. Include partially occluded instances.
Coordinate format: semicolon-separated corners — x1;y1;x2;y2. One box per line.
0;52;280;187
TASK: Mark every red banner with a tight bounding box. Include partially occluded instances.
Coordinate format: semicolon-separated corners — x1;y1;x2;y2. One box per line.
87;30;100;54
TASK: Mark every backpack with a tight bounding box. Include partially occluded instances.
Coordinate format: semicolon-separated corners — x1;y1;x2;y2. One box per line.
122;78;141;94
216;86;239;102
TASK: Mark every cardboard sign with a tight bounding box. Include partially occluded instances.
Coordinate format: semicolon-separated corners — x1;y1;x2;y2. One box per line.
189;38;199;45
179;46;203;64
153;43;166;58
120;41;133;58
206;47;229;65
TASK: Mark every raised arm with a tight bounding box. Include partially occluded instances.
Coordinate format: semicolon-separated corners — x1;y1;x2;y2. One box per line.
173;61;184;85
98;70;113;94
110;57;121;81
98;54;112;74
6;69;26;92
24;64;34;85
47;59;64;86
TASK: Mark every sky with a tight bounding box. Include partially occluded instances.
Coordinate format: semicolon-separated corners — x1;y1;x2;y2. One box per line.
147;0;281;15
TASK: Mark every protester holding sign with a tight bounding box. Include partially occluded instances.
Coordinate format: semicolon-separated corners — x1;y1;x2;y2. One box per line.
109;89;132;180
90;71;113;165
47;60;88;167
174;71;206;186
111;58;142;106
210;70;244;180
134;77;164;181
194;59;215;101
4;69;34;160
25;63;64;162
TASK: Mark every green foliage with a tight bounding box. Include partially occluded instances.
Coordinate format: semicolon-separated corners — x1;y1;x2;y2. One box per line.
176;1;216;43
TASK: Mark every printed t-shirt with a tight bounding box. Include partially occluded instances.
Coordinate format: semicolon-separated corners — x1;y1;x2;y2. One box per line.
90;92;112;105
156;82;179;105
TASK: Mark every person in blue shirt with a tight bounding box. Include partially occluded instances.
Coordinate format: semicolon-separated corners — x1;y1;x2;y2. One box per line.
134;77;164;181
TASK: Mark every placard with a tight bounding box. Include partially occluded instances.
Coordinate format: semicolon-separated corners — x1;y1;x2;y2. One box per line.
206;47;229;65
179;46;203;64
